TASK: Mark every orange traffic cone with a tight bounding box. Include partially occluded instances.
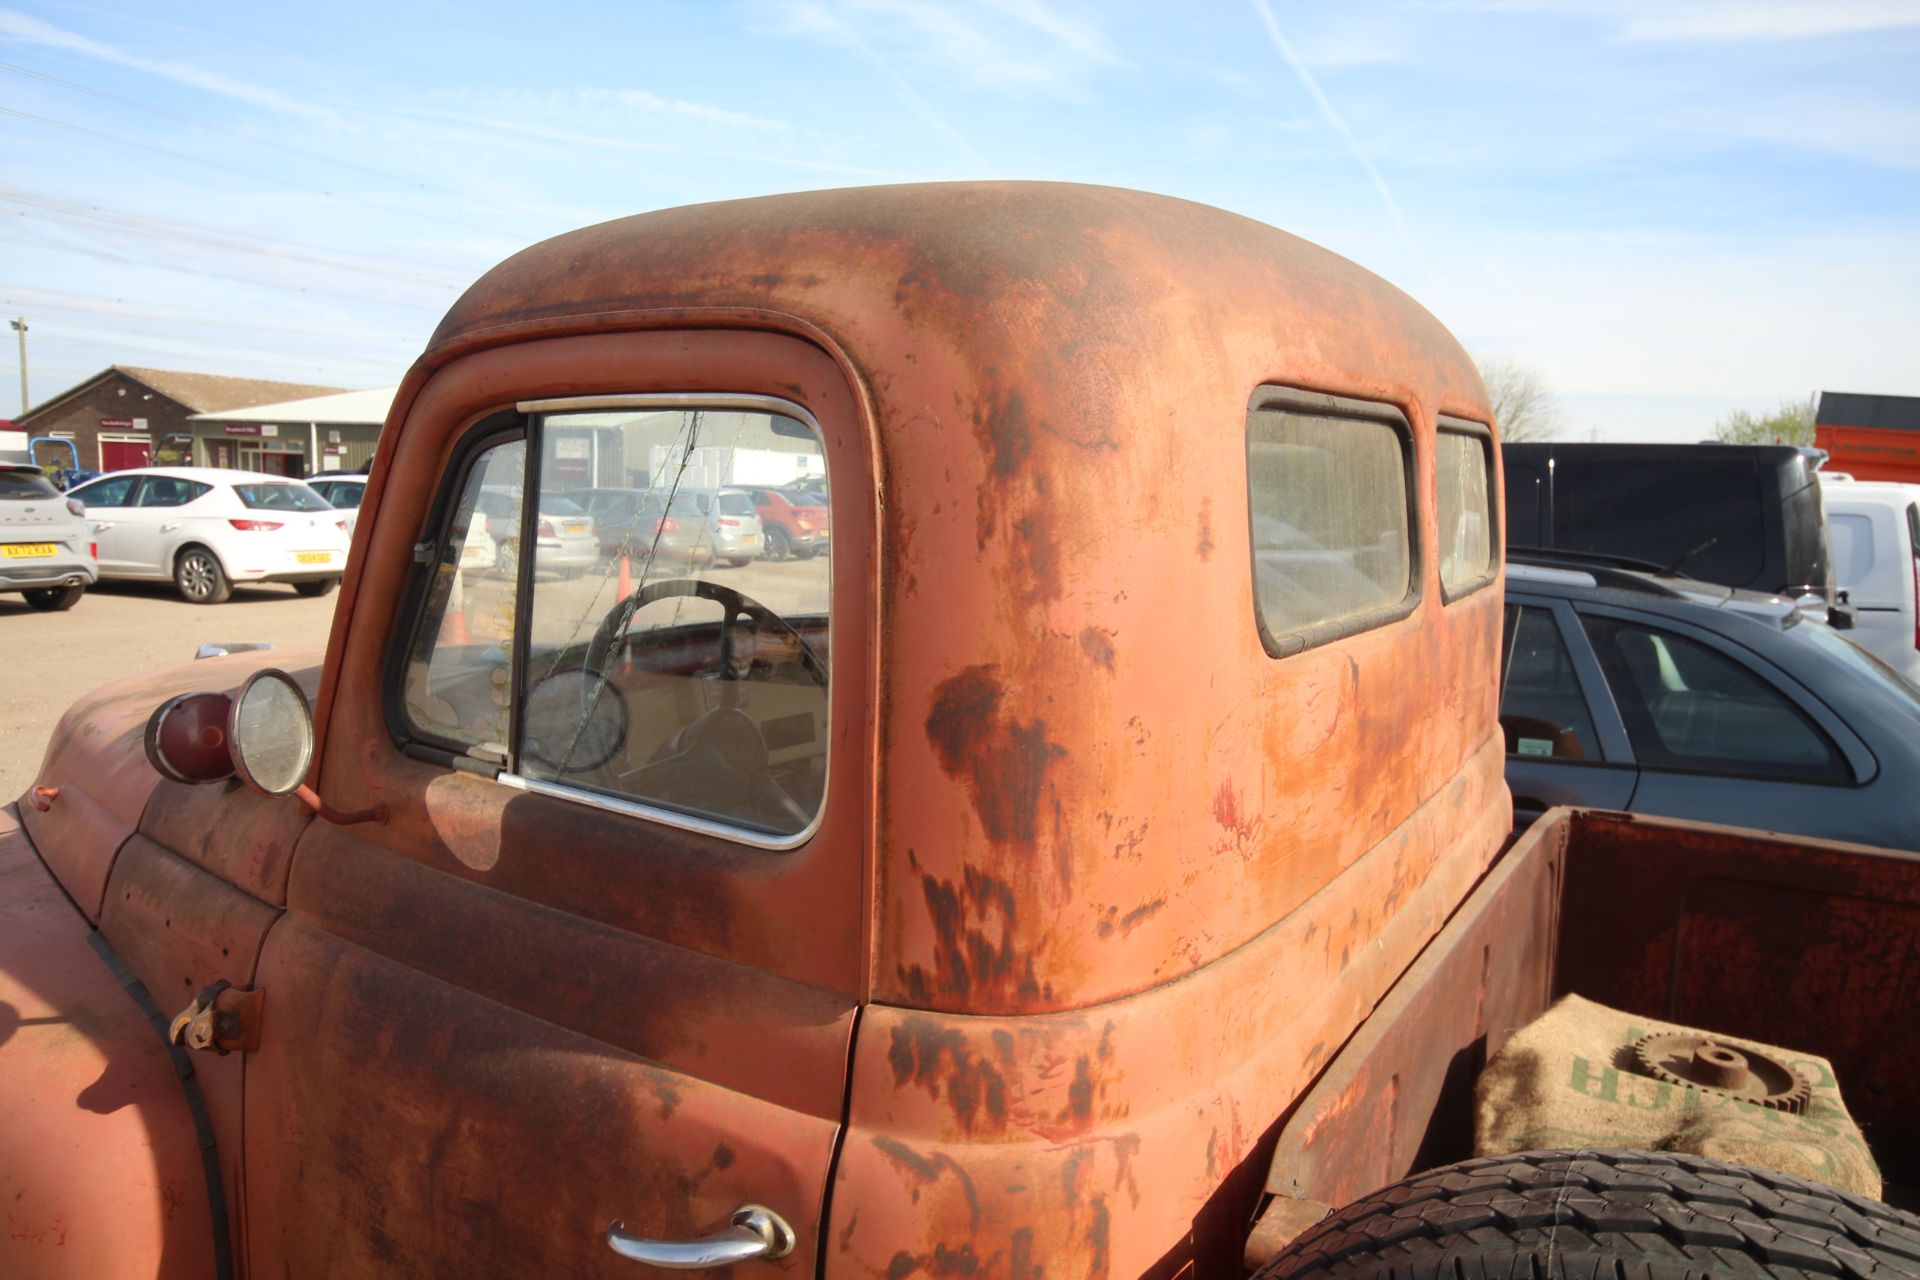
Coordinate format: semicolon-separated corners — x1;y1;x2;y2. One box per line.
617;552;633;599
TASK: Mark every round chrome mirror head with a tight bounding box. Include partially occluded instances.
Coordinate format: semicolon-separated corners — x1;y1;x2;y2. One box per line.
227;669;314;797
144;691;237;785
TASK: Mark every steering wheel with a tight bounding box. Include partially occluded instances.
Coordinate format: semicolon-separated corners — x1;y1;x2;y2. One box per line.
586;578;825;835
587;577;827;689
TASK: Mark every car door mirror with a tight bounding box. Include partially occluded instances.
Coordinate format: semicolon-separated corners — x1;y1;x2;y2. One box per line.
230;669;316;796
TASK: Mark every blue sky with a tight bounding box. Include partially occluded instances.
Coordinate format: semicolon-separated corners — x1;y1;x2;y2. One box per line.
3;0;1917;441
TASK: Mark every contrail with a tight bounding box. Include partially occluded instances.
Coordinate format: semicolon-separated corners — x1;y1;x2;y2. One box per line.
1250;0;1406;232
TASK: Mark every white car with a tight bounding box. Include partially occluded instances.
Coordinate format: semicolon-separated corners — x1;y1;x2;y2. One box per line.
1821;478;1920;682
310;472;495;572
65;467;351;604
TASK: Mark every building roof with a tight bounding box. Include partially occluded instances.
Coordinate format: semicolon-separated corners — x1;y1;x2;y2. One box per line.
19;365;349;424
189;385;397;426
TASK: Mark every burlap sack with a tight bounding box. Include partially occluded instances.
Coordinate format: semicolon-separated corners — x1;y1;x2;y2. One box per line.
1476;994;1881;1198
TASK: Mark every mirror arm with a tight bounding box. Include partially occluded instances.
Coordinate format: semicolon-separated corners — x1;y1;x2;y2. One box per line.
293;783;388;827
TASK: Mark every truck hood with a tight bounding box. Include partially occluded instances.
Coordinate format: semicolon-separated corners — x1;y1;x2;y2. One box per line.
18;648;324;922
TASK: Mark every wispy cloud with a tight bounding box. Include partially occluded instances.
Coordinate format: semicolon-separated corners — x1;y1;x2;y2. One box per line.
0;8;345;127
1457;0;1920;43
774;2;994;171
1249;0;1407;232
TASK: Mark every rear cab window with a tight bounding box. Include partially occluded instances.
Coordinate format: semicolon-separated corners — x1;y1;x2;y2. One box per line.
1247;387;1418;656
1436;417;1497;599
397;397;830;844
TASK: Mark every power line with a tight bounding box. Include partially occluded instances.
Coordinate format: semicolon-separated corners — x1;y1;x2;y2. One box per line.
0;187;468;288
0;230;451;311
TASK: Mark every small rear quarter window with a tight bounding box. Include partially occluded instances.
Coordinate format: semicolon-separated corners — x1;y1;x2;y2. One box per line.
1248;388;1417;656
1436;418;1497;598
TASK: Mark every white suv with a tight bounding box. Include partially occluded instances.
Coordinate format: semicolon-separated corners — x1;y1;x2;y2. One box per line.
0;464;97;611
65;467;351;604
1822;478;1920;682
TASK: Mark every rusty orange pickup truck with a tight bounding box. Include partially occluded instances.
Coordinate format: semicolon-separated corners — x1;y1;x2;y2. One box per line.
4;184;1918;1279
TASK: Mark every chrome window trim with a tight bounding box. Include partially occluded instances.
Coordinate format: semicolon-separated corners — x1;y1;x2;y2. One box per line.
497;771;821;851
512;391;832;851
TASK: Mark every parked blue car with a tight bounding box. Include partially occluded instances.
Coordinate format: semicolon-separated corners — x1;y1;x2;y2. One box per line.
1502;553;1920;851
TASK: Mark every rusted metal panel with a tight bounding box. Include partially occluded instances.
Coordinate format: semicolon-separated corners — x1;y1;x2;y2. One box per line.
243;914;844;1277
1551;808;1920;1183
0;804;217;1278
834;752;1510;1278
1244;810;1566;1265
98;830;282;1263
18;648;307;921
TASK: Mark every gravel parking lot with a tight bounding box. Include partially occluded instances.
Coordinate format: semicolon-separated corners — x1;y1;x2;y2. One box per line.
0;581;337;803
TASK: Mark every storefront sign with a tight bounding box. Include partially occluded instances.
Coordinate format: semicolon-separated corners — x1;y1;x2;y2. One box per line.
222;423;279;437
99;417;135;430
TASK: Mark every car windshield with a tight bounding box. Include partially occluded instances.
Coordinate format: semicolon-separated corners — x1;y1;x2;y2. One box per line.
233;482;331;512
1793;619;1920;711
717;491;756;516
0;471;55;500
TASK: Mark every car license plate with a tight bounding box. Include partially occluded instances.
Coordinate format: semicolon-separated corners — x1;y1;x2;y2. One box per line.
296;551;334;565
2;543;55;559
564;521;589;535
740;533;758;544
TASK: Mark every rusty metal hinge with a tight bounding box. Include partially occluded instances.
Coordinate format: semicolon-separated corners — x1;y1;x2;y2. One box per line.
167;979;264;1056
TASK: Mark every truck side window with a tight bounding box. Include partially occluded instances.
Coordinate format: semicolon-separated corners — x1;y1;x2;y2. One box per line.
1581;614;1849;783
1248;388;1416;656
515;404;829;841
1436;420;1495;598
401;438;527;758
1499;605;1598;759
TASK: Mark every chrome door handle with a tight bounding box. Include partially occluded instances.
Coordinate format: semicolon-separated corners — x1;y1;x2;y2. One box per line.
606;1205;796;1269
161;522;181;532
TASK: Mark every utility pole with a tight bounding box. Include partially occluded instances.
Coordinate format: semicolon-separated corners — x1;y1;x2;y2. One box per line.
8;318;25;415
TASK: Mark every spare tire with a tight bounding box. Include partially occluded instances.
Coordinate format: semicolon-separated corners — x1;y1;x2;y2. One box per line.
1255;1149;1920;1280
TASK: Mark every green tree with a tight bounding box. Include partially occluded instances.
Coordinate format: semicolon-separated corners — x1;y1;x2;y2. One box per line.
1713;394;1815;447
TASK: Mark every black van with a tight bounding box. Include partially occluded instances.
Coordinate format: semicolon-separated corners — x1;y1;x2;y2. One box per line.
1503;443;1833;603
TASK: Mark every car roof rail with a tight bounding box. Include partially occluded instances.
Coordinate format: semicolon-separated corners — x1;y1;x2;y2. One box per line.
1507;549;1689;598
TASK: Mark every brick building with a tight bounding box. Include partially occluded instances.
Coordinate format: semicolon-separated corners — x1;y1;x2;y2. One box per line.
15;366;345;472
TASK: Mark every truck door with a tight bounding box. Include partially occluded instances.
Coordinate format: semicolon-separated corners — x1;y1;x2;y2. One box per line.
240;332;872;1276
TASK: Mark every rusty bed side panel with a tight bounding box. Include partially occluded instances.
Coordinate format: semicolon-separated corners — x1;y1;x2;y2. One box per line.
1553;808;1920;1180
0;805;217;1278
243;914;845;1278
18;648;315;922
831;745;1509;1280
1244;816;1566;1265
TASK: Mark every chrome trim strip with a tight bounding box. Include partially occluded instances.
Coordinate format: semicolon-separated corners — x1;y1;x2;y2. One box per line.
506;391;831;852
498;771;819;851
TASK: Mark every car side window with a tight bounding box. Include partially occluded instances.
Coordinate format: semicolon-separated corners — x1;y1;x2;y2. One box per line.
1247;387;1416;655
401;438;527;757
136;477;210;507
1436;419;1496;599
74;475;136;508
1499;605;1599;760
515;405;829;840
1580;614;1849;783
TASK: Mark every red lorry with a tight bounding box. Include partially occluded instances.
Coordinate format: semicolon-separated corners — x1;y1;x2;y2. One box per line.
1816;391;1920;483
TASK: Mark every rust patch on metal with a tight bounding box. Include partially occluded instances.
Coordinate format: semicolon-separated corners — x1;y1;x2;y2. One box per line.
924;666;1067;849
1078;627;1116;672
1196;497;1214;561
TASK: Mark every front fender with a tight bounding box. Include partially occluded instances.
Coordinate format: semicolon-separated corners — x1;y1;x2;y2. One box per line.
0;804;218;1278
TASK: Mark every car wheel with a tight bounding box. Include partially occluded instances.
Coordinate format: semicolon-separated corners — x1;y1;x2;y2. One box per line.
292;578;339;598
23;583;84;612
174;546;232;605
766;527;793;561
725;557;752;568
1252;1149;1920;1280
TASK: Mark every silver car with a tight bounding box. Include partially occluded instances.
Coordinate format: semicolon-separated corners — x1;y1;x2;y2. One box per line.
0;464;97;611
687;487;765;566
